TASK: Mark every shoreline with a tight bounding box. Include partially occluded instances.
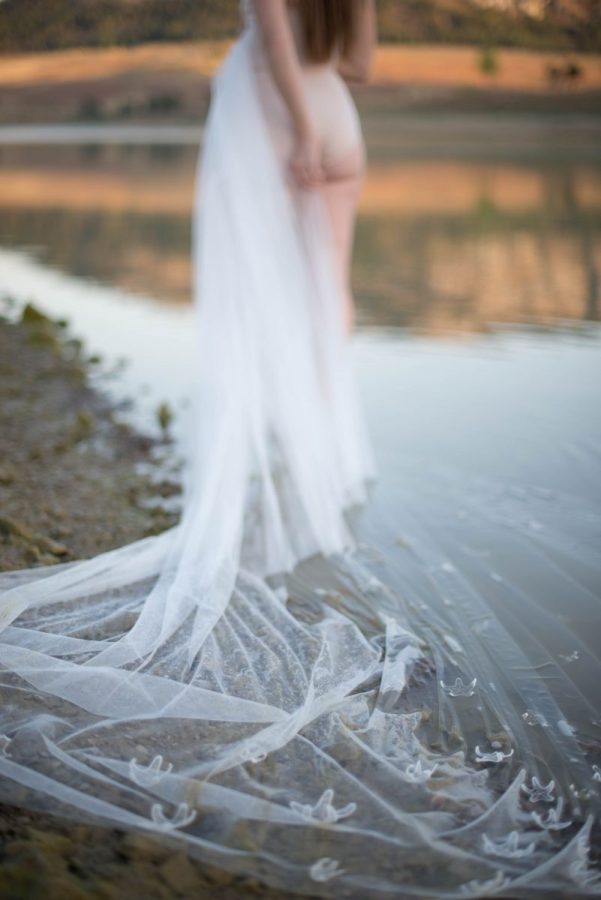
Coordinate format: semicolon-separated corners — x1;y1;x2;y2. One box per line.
0;305;300;898
0;113;599;168
0;301;180;571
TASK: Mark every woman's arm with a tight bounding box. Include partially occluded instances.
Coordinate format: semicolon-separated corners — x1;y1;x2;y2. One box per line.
337;0;377;84
251;0;323;188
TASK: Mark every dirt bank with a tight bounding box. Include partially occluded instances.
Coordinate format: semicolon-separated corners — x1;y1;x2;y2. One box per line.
0;300;179;570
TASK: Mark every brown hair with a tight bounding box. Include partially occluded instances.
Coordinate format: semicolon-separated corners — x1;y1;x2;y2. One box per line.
295;0;359;64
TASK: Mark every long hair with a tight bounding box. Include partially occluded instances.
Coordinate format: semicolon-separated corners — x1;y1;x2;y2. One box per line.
296;0;359;64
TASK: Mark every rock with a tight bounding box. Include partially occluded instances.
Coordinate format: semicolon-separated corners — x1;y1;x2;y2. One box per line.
156;401;173;437
26;826;73;856
3;839;53;874
158;852;200;894
21;303;53;327
0;860;41;896
203;864;235;887
0;515;68;558
0;515;33;540
53;410;96;452
0;463;16;484
31;532;69;557
44;875;92;900
23;544;43;564
236;877;267;894
121;831;170;863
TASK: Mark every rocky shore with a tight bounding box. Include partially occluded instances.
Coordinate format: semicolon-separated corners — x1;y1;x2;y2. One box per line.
0;303;299;899
0;300;180;571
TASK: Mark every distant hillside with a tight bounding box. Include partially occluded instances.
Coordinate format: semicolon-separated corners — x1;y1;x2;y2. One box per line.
0;0;243;52
379;0;599;49
0;0;599;53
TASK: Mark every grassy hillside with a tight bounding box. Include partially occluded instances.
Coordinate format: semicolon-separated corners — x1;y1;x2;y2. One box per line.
0;0;599;54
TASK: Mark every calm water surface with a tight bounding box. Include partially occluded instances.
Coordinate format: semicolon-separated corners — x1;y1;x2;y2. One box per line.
0;120;600;731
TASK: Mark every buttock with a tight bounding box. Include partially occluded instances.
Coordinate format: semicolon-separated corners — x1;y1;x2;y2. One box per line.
252;61;366;180
301;68;365;173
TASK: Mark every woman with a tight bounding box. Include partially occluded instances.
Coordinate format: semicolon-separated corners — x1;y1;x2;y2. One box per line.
0;2;599;897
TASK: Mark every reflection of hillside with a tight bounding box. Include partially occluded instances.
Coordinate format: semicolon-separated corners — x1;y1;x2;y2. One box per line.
354;162;601;330
0;207;192;303
0;155;599;329
0;145;195;302
1;156;600;216
353;215;600;330
0;160;195;216
360;162;601;214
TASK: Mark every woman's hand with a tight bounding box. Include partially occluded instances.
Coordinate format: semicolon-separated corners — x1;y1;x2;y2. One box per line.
251;2;323;190
289;131;324;190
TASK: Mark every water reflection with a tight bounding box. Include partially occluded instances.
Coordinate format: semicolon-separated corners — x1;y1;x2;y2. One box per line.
0;141;599;332
354;161;601;330
0;133;599;719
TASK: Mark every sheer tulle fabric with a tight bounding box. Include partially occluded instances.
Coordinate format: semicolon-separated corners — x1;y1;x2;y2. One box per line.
1;11;600;899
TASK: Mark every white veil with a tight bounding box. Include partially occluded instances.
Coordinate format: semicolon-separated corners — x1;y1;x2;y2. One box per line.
1;13;600;899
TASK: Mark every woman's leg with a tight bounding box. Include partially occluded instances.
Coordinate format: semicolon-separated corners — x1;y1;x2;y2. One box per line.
252;63;365;333
319;144;366;334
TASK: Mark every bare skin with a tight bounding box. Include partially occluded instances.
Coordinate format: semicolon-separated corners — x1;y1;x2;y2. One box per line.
251;0;377;190
250;0;377;333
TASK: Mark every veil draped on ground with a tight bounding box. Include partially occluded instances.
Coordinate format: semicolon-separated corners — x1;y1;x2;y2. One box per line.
1;10;600;898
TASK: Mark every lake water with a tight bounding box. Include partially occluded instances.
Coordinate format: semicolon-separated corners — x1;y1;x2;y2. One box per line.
0;118;600;740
